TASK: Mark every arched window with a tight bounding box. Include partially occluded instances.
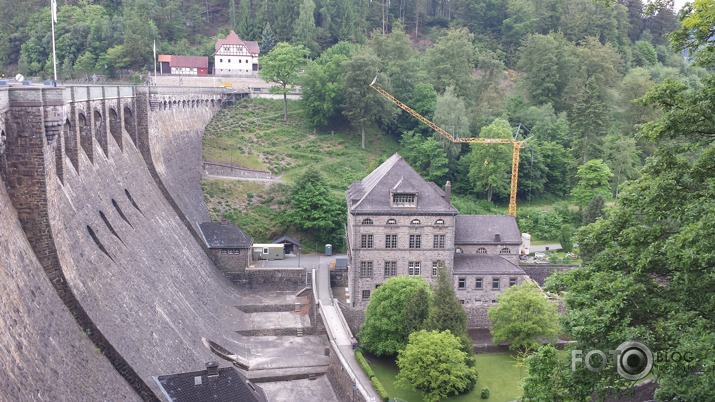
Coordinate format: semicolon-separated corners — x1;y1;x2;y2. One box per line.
435;219;445;226
477;247;487;254
455;248;463;254
362;218;373;225
386;218;397;225
500;247;511;254
410;219;421;225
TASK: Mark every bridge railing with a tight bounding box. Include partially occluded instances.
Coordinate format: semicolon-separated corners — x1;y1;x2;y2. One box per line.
62;85;136;102
142;86;243;96
59;85;243;103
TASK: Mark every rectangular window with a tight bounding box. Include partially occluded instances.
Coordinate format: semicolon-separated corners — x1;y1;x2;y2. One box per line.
433;234;445;248
475;278;483;289
392;193;415;206
360;261;373;278
509;277;517;287
385;234;397;249
408;262;421;276
458;278;466;289
409;234;421;249
492;278;500;289
362;290;371;300
432;261;439;277
361;234;374;249
384;261;397;277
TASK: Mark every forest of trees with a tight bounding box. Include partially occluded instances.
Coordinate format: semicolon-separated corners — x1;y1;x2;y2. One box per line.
0;0;704;220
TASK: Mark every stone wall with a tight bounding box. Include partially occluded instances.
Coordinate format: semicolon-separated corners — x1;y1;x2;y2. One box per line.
338;302;366;337
325;344;367;402
465;305;492;329
142;89;220;228
0;86;258;398
203;161;272;180
0;179;139;401
227;268;308;291
521;264;578;286
211;248;250;273
2;86;158;399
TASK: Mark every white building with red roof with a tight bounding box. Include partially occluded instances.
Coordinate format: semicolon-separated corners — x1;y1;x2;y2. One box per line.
214;30;260;75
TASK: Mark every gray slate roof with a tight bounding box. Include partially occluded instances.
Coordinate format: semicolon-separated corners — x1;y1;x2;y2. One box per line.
346;153;457;215
199;222;253;249
455;215;522;245
156;366;266;402
272;235;301;247
453;254;526;275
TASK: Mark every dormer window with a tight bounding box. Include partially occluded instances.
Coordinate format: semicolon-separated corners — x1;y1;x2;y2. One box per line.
362;218;374;225
392;193;416;207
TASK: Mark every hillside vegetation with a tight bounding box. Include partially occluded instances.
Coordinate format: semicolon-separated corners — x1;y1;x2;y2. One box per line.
202;98;400;248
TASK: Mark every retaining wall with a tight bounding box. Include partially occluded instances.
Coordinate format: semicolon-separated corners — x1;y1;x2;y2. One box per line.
203;161;272;180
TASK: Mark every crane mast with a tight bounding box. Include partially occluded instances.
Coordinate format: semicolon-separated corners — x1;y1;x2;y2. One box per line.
370;79;524;216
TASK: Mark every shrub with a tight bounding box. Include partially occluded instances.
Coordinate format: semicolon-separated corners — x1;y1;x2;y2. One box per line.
481;387;490;399
355;349;390;402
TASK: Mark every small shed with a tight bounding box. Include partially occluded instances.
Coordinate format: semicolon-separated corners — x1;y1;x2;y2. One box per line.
252;244;285;261
271;235;301;255
199;221;253;273
157;55;209;75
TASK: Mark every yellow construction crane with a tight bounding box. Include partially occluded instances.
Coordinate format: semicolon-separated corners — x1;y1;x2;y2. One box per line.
370;77;525;216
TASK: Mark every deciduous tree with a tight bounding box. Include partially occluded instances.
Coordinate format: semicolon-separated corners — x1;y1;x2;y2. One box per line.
463;118;513;202
358;276;432;356
342;47;396;149
300;41;354;127
570;159;612;208
488;280;559;351
396;330;478;402
400;131;449;183
259;42;309;121
286;169;345;246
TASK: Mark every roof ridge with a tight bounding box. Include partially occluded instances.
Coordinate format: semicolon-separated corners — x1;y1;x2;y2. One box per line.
352;153;402;209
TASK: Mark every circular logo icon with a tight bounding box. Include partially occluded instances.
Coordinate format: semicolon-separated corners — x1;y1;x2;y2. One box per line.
616;341;653;380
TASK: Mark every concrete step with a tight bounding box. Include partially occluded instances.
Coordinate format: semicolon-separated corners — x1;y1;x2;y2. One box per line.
236;365;329;383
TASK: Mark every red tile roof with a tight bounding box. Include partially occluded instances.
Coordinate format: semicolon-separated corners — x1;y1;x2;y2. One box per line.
159;55;208;69
214;30;260;56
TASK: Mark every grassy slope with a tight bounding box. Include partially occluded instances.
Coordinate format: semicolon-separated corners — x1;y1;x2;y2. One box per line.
368;353;527;402
202;98;401;246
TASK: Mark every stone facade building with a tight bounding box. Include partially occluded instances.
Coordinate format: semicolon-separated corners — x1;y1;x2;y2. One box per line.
345;154;528;325
199;221;253;273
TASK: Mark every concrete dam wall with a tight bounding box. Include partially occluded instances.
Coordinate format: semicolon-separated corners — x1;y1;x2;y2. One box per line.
0;86;261;400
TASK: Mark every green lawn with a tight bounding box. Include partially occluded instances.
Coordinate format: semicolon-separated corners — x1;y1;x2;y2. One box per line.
367;353;527;402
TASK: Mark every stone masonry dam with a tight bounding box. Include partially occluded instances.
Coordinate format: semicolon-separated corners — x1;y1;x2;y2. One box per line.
0;85;345;401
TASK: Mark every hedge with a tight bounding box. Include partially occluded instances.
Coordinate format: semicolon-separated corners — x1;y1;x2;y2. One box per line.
354;349;390;402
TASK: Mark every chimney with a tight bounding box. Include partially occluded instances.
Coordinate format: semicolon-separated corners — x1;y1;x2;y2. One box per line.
206;361;219;377
444;181;452;204
494;233;501;242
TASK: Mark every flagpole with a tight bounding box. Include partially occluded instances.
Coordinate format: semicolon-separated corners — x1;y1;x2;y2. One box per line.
51;0;57;82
